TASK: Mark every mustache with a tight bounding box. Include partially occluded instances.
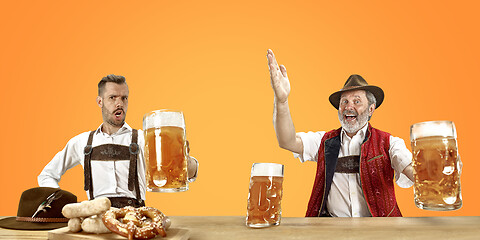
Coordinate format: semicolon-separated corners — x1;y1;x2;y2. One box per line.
343;110;358;116
113;108;124;113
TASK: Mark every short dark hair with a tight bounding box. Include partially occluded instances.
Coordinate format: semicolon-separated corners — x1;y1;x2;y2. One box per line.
98;74;127;96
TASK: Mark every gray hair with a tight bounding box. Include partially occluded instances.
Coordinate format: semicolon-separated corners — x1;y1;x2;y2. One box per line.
365;90;376;121
365;90;376;108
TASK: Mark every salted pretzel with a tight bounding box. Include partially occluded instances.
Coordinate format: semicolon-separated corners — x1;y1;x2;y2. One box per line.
102;206;170;240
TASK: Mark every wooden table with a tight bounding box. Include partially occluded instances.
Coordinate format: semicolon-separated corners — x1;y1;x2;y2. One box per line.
1;216;480;239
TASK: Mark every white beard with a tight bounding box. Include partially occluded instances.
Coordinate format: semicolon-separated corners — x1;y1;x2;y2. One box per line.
338;109;369;134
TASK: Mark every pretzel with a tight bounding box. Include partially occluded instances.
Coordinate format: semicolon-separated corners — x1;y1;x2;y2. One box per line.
102;206;170;240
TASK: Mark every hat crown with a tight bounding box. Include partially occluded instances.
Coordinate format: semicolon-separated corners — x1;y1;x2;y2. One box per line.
342;74;369;89
16;187;77;218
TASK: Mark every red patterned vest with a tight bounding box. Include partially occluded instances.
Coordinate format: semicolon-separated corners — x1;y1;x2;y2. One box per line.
305;125;402;217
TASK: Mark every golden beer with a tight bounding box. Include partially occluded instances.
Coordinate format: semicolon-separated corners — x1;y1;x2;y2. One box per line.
246;163;284;228
410;121;462;211
143;110;188;192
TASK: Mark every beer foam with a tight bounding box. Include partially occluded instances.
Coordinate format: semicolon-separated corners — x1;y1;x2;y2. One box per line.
410;120;456;141
143;110;185;129
251;163;284;177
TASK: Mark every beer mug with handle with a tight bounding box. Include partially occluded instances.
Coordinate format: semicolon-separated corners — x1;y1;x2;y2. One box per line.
246;163;284;228
410;120;462;210
143;110;189;192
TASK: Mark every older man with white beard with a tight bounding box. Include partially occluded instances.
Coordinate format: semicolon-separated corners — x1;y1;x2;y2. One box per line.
267;49;414;217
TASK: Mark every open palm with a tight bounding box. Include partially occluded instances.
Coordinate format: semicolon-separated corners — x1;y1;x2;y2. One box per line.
267;49;290;103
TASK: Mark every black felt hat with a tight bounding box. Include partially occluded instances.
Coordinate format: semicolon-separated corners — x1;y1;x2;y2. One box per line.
0;187;77;230
329;74;384;109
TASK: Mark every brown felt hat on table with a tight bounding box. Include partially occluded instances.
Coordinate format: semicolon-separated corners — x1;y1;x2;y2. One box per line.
0;187;77;230
329;74;384;109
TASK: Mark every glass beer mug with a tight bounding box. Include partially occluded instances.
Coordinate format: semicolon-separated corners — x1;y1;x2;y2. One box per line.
246;163;284;228
143;110;189;192
410;120;462;210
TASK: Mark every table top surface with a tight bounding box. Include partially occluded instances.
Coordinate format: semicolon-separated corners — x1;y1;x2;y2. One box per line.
1;215;480;240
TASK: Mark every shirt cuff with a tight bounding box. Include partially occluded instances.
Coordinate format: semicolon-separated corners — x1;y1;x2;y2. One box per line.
293;132;319;163
38;176;60;188
395;161;413;188
293;152;306;163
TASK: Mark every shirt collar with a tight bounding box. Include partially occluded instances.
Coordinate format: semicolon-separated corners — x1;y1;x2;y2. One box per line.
95;122;132;136
340;122;369;143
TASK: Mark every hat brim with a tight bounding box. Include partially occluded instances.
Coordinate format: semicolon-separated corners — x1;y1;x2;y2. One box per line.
0;217;67;230
329;85;384;110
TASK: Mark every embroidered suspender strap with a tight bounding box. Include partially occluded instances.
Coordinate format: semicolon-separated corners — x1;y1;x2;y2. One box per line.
335;156;360;173
128;129;141;201
84;130;95;200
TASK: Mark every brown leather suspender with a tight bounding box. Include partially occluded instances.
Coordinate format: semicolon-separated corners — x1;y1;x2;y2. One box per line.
84;129;141;202
128;129;141;201
84;131;95;200
335;156;360;173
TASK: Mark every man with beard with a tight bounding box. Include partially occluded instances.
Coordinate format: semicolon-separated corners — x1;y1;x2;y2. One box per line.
267;49;413;217
38;74;198;208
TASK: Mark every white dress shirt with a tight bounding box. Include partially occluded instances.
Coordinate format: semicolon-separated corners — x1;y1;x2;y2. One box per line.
294;123;413;217
38;123;147;200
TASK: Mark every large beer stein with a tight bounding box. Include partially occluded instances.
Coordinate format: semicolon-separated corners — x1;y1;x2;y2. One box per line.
410;120;462;210
246;163;284;228
143;110;189;192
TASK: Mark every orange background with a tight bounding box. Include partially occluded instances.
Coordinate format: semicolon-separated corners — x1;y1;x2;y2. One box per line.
1;1;478;217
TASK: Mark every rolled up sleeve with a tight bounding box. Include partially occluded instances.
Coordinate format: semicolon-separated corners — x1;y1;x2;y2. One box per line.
38;134;84;188
293;131;325;163
389;136;414;188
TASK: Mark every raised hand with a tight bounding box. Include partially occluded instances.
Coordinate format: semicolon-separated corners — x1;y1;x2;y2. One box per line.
267;49;290;103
